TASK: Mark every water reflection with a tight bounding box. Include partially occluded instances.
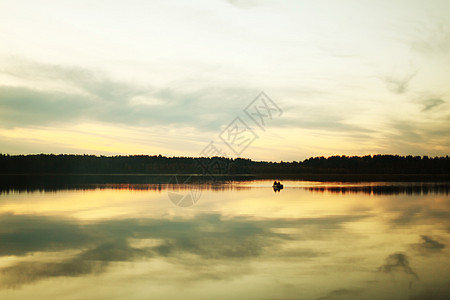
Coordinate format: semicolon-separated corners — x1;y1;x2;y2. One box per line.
0;174;252;194
1;175;448;195
0;213;368;288
0;180;449;299
305;184;449;195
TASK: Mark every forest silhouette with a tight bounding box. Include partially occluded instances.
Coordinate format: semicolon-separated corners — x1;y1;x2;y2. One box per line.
1;154;448;176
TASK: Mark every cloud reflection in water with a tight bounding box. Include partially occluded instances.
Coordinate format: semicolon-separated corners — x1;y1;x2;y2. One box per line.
0;182;448;299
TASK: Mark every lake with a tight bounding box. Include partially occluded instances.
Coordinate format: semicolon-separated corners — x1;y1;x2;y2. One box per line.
0;179;449;299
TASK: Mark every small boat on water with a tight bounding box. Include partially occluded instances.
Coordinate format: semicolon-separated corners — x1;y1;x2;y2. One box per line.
272;181;283;191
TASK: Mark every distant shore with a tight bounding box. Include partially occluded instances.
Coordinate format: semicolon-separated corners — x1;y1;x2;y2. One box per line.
1;154;449;178
1;173;449;182
1;173;449;187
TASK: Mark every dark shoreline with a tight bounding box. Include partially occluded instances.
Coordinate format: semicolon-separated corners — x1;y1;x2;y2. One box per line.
1;172;449;181
2;154;449;177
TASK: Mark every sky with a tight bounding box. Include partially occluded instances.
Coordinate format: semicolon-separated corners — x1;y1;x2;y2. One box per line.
0;0;449;161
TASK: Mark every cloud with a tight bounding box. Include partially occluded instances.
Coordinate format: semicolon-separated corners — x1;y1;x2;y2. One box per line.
381;72;417;94
0;84;254;132
410;23;450;58
411;235;445;255
420;98;445;112
0;59;380;140
0;86;93;128
80;240;151;262
0;260;106;289
378;253;418;279
317;288;361;300
380;117;450;155
0;60;259;132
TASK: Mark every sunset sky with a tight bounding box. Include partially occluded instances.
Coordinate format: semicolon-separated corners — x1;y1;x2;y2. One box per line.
0;0;449;161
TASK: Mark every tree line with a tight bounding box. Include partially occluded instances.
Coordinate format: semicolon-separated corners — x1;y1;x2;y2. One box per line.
0;154;449;175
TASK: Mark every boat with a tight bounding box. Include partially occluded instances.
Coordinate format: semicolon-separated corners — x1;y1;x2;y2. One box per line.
272;182;283;191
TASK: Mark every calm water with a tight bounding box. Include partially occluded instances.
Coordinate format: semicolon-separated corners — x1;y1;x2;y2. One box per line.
0;180;449;300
